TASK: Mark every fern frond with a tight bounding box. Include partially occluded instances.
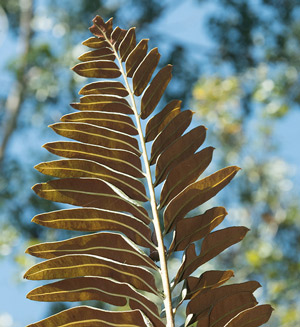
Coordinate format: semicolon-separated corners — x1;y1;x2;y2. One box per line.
25;15;273;327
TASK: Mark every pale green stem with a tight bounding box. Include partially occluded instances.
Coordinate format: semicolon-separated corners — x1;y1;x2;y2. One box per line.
106;39;175;327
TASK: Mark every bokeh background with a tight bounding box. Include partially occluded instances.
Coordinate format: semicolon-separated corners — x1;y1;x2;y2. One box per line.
0;0;299;326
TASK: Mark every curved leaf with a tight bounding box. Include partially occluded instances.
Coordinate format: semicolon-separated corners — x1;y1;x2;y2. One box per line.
119;27;136;61
79;81;129;97
132;47;160;96
155;126;207;188
78;48;115;62
175;227;249;283
60;111;138;135
224;305;274;327
72;60;121;79
82;37;110;49
31;208;154;249
145;99;181;142
49;122;140;156
32;178;150;224
26;232;156;269
140;65;173;119
150;109;193;165
186;281;261;321
169;207;227;253
24;254;159;295
126;39;149;77
43;141;144;178
160;147;214;208
185;270;234;299
26;306;149;327
27;277;164;327
35;159;147;202
164;166;240;233
71;94;133;114
89;15;113;39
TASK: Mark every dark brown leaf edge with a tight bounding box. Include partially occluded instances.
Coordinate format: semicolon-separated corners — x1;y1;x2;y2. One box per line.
25;15;273;327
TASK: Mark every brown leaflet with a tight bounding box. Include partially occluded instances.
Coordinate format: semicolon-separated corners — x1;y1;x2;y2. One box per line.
26;306;149;327
155;126;208;188
160;147;214;208
111;26;128;51
60;111;137;135
43;141;144;178
32;178;150;224
26;232;156;269
224;305;274;327
27;277;164;327
185;270;234;300
119;27;136;61
140;65;173;119
78;48;115;62
72;60;121;78
71;94;133;114
126;39;149;77
31;208;154;249
145;99;182;142
163;166;240;233
49;122;141;156
79;81;129;97
208;292;258;327
89;15;113;39
169;207;227;253
150;110;193;165
132;47;160;96
82;37;110;49
186;281;261;322
175;227;249;283
35;159;147;202
24;254;158;295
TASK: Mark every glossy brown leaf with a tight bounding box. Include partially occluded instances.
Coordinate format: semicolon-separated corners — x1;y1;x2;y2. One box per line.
71;94;133;114
26;306;149;327
119;27;136;61
150;110;193;165
27;277;163;327
186;281;261;319
72;60;121;78
160;147;214;208
169;207;227;253
132;47;160;96
32;178;150;224
155;126;207;188
208;292;257;327
185;270;234;299
49;122;140;156
79;81;129;97
24;254;158;295
111;26;128;50
145;99;182;142
126;39;149;77
60;111;137;135
31;208;154;249
43;141;144;178
78;48;115;62
140;65;173;119
82;37;110;49
26;232;156;269
175;227;249;283
224;305;274;327
35;159;147;202
164;166;240;233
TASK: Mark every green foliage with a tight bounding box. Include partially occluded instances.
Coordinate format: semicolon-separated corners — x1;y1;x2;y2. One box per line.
24;16;272;327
